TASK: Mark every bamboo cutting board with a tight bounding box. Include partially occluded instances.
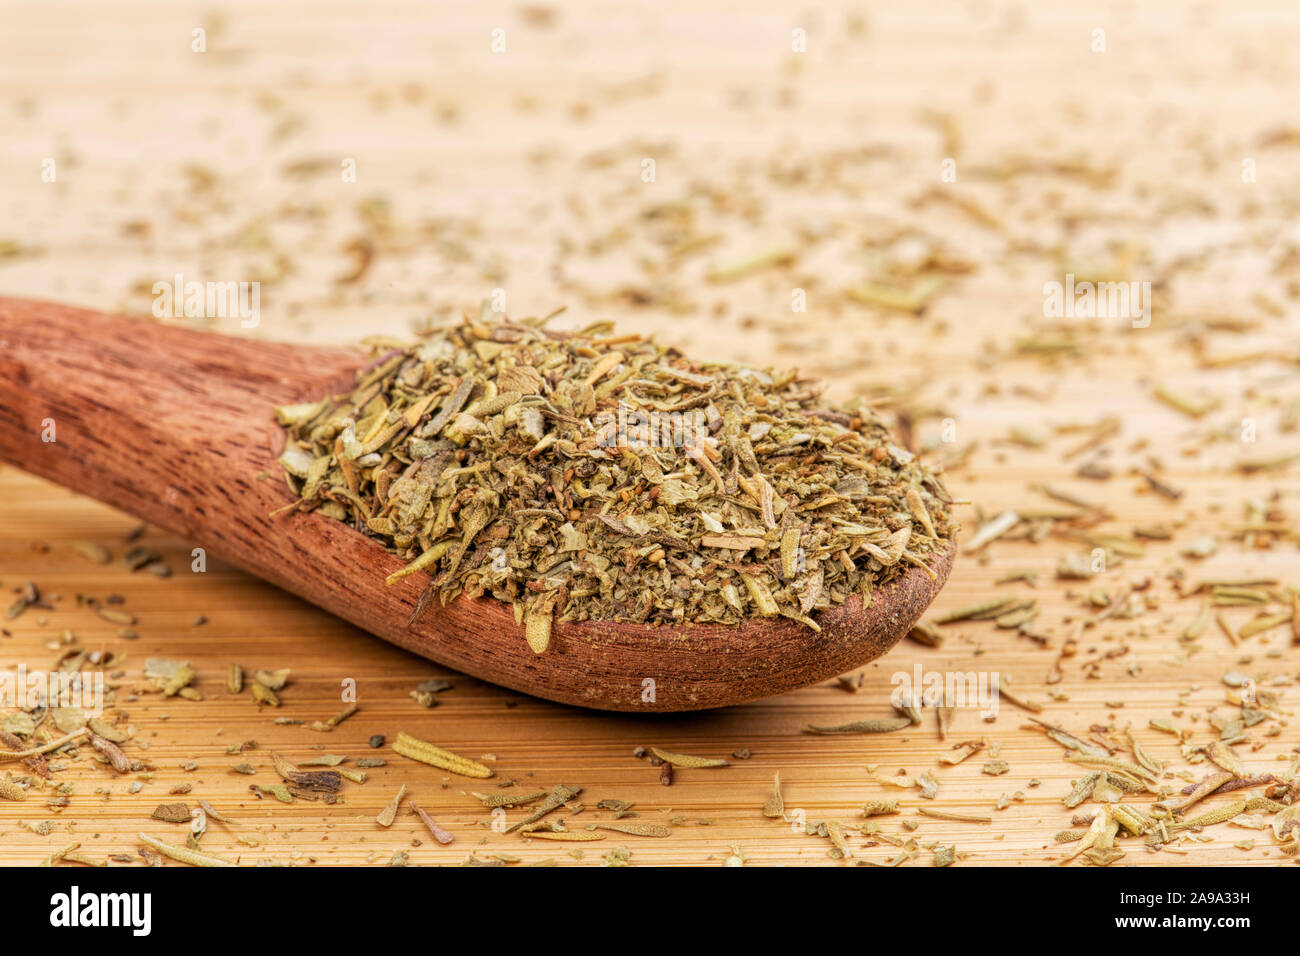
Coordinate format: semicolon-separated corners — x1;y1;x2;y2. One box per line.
1;0;1299;866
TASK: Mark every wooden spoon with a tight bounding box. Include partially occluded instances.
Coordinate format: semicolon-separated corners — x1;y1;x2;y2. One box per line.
0;297;954;711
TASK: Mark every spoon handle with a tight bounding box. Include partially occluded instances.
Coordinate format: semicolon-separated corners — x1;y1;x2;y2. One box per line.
0;295;363;546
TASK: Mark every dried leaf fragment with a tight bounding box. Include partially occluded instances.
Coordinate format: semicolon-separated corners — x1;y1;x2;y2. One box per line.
649;746;729;768
410;801;455;844
762;771;784;818
137;832;236;868
393;732;493;778
594;821;671;837
805;717;912;735
377;784;407;827
151;803;192;824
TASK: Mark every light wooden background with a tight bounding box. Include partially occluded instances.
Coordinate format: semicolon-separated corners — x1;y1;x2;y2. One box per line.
1;0;1299;865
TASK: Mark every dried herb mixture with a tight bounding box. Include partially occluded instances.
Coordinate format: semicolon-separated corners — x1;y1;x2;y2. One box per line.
275;310;953;642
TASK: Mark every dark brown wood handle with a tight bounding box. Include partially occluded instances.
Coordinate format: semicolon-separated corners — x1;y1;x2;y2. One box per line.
0;297;364;541
0;297;953;711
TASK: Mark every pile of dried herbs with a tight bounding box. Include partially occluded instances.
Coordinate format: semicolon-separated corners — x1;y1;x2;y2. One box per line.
275;311;953;642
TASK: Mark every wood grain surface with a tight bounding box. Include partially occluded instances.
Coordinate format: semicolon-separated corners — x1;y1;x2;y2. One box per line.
1;0;1299;866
